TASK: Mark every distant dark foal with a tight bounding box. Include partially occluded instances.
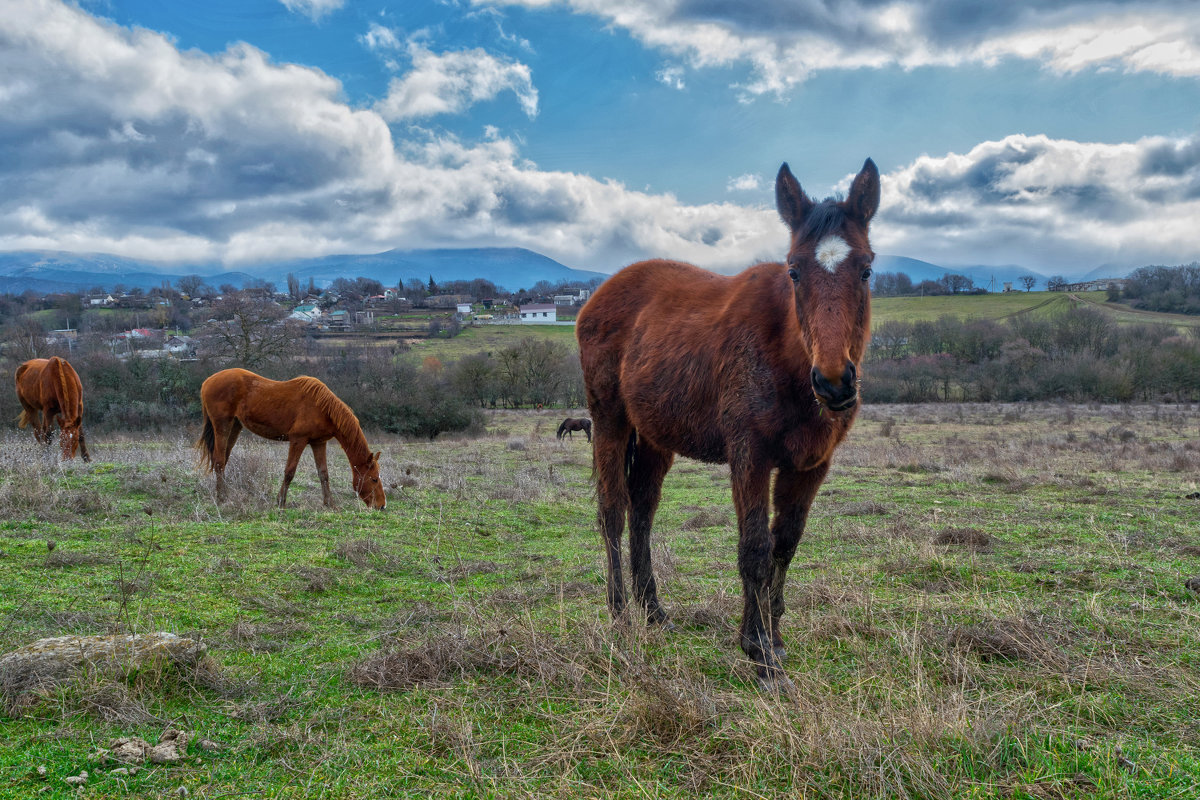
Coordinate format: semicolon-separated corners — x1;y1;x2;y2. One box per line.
556;417;592;442
577;159;879;690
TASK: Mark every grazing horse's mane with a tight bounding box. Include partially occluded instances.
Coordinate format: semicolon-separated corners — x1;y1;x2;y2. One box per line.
293;376;366;450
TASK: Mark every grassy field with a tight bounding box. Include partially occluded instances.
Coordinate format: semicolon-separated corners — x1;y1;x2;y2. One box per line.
1;405;1199;798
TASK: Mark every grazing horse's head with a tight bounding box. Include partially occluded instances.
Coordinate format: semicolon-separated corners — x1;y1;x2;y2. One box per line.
353;450;386;509
60;423;83;460
776;158;880;413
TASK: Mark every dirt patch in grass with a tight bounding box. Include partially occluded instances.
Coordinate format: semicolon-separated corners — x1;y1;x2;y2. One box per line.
944;617;1068;668
832;500;892;517
934;528;993;551
42;550;111;569
680;507;731;531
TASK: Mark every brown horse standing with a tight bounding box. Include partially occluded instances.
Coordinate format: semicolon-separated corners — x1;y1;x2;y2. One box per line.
197;368;385;509
556;417;592;442
15;357;91;462
577;159;879;689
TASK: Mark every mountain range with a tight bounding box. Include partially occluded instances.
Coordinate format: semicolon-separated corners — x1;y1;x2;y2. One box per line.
0;248;1133;296
0;248;606;296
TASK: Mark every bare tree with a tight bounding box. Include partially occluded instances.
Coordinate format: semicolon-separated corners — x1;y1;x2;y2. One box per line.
197;291;300;368
1020;275;1037;292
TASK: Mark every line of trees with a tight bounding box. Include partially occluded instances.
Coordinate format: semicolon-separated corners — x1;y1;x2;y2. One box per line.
871;272;982;297
1116;264;1200;314
865;306;1200;402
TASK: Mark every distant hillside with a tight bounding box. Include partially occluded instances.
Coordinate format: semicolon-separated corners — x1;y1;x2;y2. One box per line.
0;247;605;294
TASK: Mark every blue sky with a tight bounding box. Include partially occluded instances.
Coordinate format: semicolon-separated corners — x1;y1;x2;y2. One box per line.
3;0;1200;276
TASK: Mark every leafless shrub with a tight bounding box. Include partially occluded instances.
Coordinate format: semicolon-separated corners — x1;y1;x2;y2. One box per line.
505;438;527;452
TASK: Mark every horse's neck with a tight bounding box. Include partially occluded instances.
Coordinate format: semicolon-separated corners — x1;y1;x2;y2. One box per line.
332;426;371;468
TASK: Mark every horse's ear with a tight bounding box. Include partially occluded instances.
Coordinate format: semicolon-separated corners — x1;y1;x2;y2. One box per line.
776;162;813;233
373;450;381;463
847;158;880;225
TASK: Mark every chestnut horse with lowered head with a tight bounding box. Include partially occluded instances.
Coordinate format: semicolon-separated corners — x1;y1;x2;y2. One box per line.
15;357;91;461
197;368;385;509
577;158;880;690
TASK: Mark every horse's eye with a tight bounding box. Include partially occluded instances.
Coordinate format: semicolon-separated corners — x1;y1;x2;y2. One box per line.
861;268;872;282
787;268;799;283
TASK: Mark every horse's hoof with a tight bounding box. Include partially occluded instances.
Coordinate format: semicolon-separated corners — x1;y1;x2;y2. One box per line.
773;645;787;664
755;672;796;695
654;618;678;633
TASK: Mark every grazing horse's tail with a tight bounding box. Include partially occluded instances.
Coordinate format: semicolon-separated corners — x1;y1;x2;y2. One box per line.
15;363;32;428
196;407;216;472
556;419;568;440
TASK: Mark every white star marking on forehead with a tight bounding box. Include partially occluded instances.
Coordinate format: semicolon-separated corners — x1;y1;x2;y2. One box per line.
815;236;850;272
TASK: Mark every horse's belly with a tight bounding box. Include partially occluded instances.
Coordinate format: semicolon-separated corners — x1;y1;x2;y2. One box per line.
240;418;289;441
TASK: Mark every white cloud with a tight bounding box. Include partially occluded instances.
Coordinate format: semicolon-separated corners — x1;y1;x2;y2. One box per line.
656;65;685;90
360;23;402;52
279;0;345;22
0;0;780;272
875;133;1200;271
375;43;539;120
475;1;1200;96
726;173;762;192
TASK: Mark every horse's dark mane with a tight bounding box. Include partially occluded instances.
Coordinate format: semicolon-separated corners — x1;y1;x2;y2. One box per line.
799;198;846;243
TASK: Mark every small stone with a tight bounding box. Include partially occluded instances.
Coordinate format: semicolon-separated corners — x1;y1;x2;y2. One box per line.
33;765;47;780
175;787;189;797
1185;577;1200;593
64;770;88;786
197;738;223;752
46;541;56;552
109;767;129;776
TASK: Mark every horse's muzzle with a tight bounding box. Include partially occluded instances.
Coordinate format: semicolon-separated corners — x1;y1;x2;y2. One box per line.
811;362;858;412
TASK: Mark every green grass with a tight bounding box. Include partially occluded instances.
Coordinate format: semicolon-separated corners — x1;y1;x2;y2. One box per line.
1;405;1198;798
406;323;578;361
871;291;1200;331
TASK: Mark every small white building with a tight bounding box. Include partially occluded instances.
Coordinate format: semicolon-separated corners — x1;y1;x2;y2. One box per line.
456;303;472;315
519;303;557;323
289;304;321;323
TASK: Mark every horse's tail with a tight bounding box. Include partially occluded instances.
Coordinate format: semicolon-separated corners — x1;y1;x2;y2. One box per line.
623;428;638;488
15;361;34;428
196;407;216;473
556;419;568;440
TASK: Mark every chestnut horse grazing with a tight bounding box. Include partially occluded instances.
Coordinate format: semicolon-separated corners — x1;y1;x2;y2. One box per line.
15;357;91;461
556;417;592;442
197;368;385;509
577;159;880;690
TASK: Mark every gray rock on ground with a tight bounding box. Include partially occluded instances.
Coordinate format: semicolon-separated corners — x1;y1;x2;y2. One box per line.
0;633;207;698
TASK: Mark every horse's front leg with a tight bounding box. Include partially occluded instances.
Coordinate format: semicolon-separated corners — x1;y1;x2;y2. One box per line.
769;463;829;664
310;441;334;507
731;460;783;689
278;439;306;508
78;428;91;463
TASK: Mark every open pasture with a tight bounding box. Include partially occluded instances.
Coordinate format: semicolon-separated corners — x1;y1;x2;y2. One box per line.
1;404;1199;798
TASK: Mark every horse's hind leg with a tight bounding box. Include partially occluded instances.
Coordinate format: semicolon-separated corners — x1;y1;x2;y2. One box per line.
593;416;633;620
210;418;242;500
768;464;828;664
278;439;306;508
627;437;674;626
